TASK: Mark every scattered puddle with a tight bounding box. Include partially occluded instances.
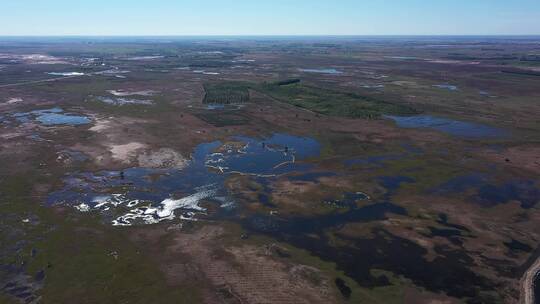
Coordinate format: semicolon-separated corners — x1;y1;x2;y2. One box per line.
203;103;245;110
107;90;158;97
385;115;508;138
94;69;131;76
244;205;495;300
193;70;220;75
0;264;43;304
95;96;154;106
476;181;539;208
386;56;419;60
432;173;539;209
361;84;385;89
245;202;405;235
49;134;321;226
479;90;498;98
378;176;416;198
13;108;90;126
125;56;164;61
433;84;459;91
504;239;532;253
299;68;343;74
335;278;352;299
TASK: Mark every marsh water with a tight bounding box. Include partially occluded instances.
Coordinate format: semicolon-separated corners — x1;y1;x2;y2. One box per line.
46;131;524;300
433;84;459;91
207;134;320;176
13;107;90;126
433;173;539;208
49;133;322;226
95;96;154;106
385;115;508;138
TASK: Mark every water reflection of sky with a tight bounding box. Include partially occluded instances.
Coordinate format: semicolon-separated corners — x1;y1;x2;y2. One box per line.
49;133;322;226
432;173;539;209
207;134;320;176
13;107;90;126
386;115;508;138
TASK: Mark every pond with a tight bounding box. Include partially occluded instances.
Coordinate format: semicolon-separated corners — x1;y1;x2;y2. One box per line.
385;115;508;138
206;134;320;176
13;107;90;126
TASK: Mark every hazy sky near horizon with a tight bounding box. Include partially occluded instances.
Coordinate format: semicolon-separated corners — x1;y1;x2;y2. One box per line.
1;0;539;36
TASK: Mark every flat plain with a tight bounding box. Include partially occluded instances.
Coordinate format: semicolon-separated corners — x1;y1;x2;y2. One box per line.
0;36;539;304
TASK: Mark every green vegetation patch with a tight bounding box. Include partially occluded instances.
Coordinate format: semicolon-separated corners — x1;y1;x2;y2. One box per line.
203;80;418;119
203;82;251;104
256;82;418;119
195;112;250;127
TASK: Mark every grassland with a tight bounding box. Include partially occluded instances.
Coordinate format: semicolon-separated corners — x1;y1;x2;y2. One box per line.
256;82;418;118
203;82;251;104
202;80;418;119
1;36;539;304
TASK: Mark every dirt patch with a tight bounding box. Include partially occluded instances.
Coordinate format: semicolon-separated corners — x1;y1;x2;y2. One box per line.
137;148;189;169
481;145;540;175
109;142;147;163
131;224;337;304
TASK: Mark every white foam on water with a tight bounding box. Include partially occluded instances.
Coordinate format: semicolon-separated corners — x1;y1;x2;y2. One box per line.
107;90;159;97
72;185;220;226
75;203;91;212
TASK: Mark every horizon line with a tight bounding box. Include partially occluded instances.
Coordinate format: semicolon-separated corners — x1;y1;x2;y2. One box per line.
1;34;540;37
0;33;540;37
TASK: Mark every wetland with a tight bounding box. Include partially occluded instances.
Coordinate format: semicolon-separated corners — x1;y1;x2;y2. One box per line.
0;36;539;304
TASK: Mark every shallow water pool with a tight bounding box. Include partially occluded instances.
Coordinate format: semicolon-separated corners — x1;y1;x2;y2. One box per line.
14;107;90;126
299;68;343;74
385;115;508;138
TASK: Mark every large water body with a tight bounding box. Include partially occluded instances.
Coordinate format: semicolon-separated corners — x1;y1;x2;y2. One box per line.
49;133;321;226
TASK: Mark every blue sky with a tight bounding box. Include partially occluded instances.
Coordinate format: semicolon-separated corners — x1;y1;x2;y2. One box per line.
1;0;539;35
